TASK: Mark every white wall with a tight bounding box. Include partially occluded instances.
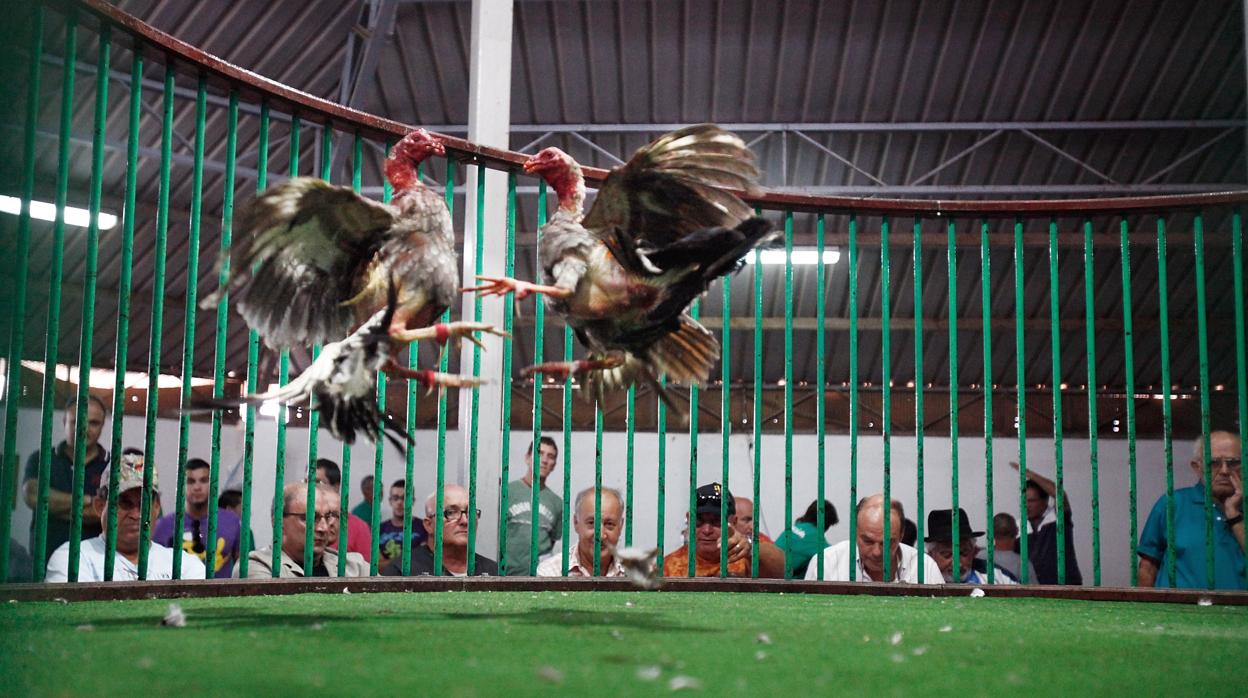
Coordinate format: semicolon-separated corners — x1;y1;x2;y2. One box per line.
6;406;1196;587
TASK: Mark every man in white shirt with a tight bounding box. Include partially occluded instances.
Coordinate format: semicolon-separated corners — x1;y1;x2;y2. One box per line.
537;486;625;577
45;450;205;582
805;494;942;584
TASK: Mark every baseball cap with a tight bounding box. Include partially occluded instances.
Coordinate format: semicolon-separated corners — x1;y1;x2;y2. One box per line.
97;450;158;496
695;482;735;516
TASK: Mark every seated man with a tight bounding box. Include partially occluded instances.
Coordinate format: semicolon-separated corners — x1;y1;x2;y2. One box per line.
805;494;942;584
238;482;367;578
924;508;1017;585
537;486;625;577
153;456;242;578
382;484;497;576
978;512;1036;583
46;451;205;582
314;459;373;562
663;483;785;578
774;499;839;579
378;478;425;569
1138;431;1245;589
732;496;773;544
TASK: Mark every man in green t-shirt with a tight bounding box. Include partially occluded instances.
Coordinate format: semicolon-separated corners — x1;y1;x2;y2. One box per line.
503;437;562;575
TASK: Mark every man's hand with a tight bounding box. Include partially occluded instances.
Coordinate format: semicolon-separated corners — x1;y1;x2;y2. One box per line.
723;526;751;564
1225;472;1243;519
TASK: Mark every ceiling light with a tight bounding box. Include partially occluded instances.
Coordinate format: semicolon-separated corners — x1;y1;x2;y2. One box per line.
747;248;841;265
0;195;118;230
20;360;212;390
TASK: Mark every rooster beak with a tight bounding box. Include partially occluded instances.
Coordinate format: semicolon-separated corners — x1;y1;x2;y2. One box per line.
522;159;538;174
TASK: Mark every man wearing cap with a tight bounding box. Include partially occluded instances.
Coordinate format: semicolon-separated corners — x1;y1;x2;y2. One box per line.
805;494;943;583
238;482;368;578
924;508;1018;585
44;450;206;582
663;483;785;578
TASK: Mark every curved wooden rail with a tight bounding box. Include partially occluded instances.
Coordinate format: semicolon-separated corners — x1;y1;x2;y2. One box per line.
76;0;1248;218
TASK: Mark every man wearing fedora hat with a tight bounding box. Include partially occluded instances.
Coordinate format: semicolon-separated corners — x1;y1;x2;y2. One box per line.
45;450;206;582
924;508;1017;585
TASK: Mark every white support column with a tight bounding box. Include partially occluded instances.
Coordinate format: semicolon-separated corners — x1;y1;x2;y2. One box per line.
457;0;514;560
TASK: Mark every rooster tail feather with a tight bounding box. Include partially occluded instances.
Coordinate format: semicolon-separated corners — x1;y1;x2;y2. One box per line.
644;315;719;387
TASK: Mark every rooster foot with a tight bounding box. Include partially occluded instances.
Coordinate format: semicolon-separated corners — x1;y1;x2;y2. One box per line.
520;356;625;382
384;361;486;393
463;275;570;302
391;321;508;350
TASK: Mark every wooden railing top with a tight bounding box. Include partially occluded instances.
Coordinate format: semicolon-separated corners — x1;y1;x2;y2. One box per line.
79;0;1248;218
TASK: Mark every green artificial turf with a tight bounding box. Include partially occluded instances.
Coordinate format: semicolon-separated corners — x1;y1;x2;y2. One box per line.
1;590;1244;696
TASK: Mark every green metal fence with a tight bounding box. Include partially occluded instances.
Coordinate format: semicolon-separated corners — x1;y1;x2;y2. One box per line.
1;0;1246;592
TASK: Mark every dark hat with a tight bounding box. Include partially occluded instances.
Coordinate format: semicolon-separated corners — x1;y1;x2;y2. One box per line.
924;508;983;543
695;483;735;516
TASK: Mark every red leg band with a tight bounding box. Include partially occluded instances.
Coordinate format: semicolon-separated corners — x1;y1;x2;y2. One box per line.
434;323;451;344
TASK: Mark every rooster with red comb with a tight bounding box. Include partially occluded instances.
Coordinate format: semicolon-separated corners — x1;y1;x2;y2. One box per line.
202;128;505;446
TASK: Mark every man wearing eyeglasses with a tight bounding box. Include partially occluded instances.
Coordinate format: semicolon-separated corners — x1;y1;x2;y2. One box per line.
1138;431;1245;589
383;484;496;576
153;457;242;577
237;482;367;578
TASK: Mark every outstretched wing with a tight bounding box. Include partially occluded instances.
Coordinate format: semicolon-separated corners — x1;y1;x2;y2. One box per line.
581;124;760;273
217;177;398;348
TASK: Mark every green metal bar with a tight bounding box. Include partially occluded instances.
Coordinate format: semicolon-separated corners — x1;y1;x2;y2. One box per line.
1232;209;1248;589
103;34;139;582
271;113;300;578
433;157;455;576
593;401;603;576
205;89;239;582
1083;218;1101;586
1192;212;1215;589
880;215;893;582
497;172;517;575
751;220;763;578
138;60;173;580
372;151;398;577
68;23;109;583
720;256;732;577
238;101;269;579
171;76;208;581
1013;217;1029;583
344;132;366;577
402;335;417;577
466;162;485;575
688;299;700;578
1120;218;1139;586
33;7;77;579
560;323;573;574
847;213;860;581
913;216;926;583
1048;217;1067;585
624;384;635;548
815;214;827;580
1156;216;1176;586
372;140;395;577
306;129;331;575
981;220;994;582
947;218;959;583
656;375;667;578
530;179;547;576
1;5;43;583
782;211;794;580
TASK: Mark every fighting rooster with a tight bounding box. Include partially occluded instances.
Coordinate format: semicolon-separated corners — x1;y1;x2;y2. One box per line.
468;124;773;414
204;129;504;446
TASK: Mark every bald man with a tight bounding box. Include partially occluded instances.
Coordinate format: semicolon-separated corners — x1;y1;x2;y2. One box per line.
382;484;497;576
1138;430;1245;589
804;494;942;583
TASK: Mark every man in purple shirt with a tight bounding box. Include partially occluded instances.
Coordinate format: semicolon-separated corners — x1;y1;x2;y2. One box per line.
154;458;242;578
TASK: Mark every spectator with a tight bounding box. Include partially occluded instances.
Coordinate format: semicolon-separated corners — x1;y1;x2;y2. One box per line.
537;487;625;577
46;451;204;581
503;437;563;575
663;483;785;578
979;512;1036;583
237;482;366;578
352;475;375;527
314;459;373;562
153;457;242;577
383;484;497;576
805;494;942;583
1138;431;1245;589
378;478;425;568
217;489;243;516
22;395;111;563
893;500;918;547
732;496;773;544
1010;462;1083;585
6;539;33;583
774;499;839;579
924;508;1017;585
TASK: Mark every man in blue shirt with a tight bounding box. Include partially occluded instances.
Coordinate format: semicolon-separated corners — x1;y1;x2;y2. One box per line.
1138;431;1244;589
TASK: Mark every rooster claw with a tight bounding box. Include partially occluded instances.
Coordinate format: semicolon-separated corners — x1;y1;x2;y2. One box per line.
521;357;624;382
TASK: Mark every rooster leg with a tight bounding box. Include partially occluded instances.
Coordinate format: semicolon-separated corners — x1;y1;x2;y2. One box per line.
382;358;486;394
389;321;508;350
520;355;626;382
462;275;573;301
